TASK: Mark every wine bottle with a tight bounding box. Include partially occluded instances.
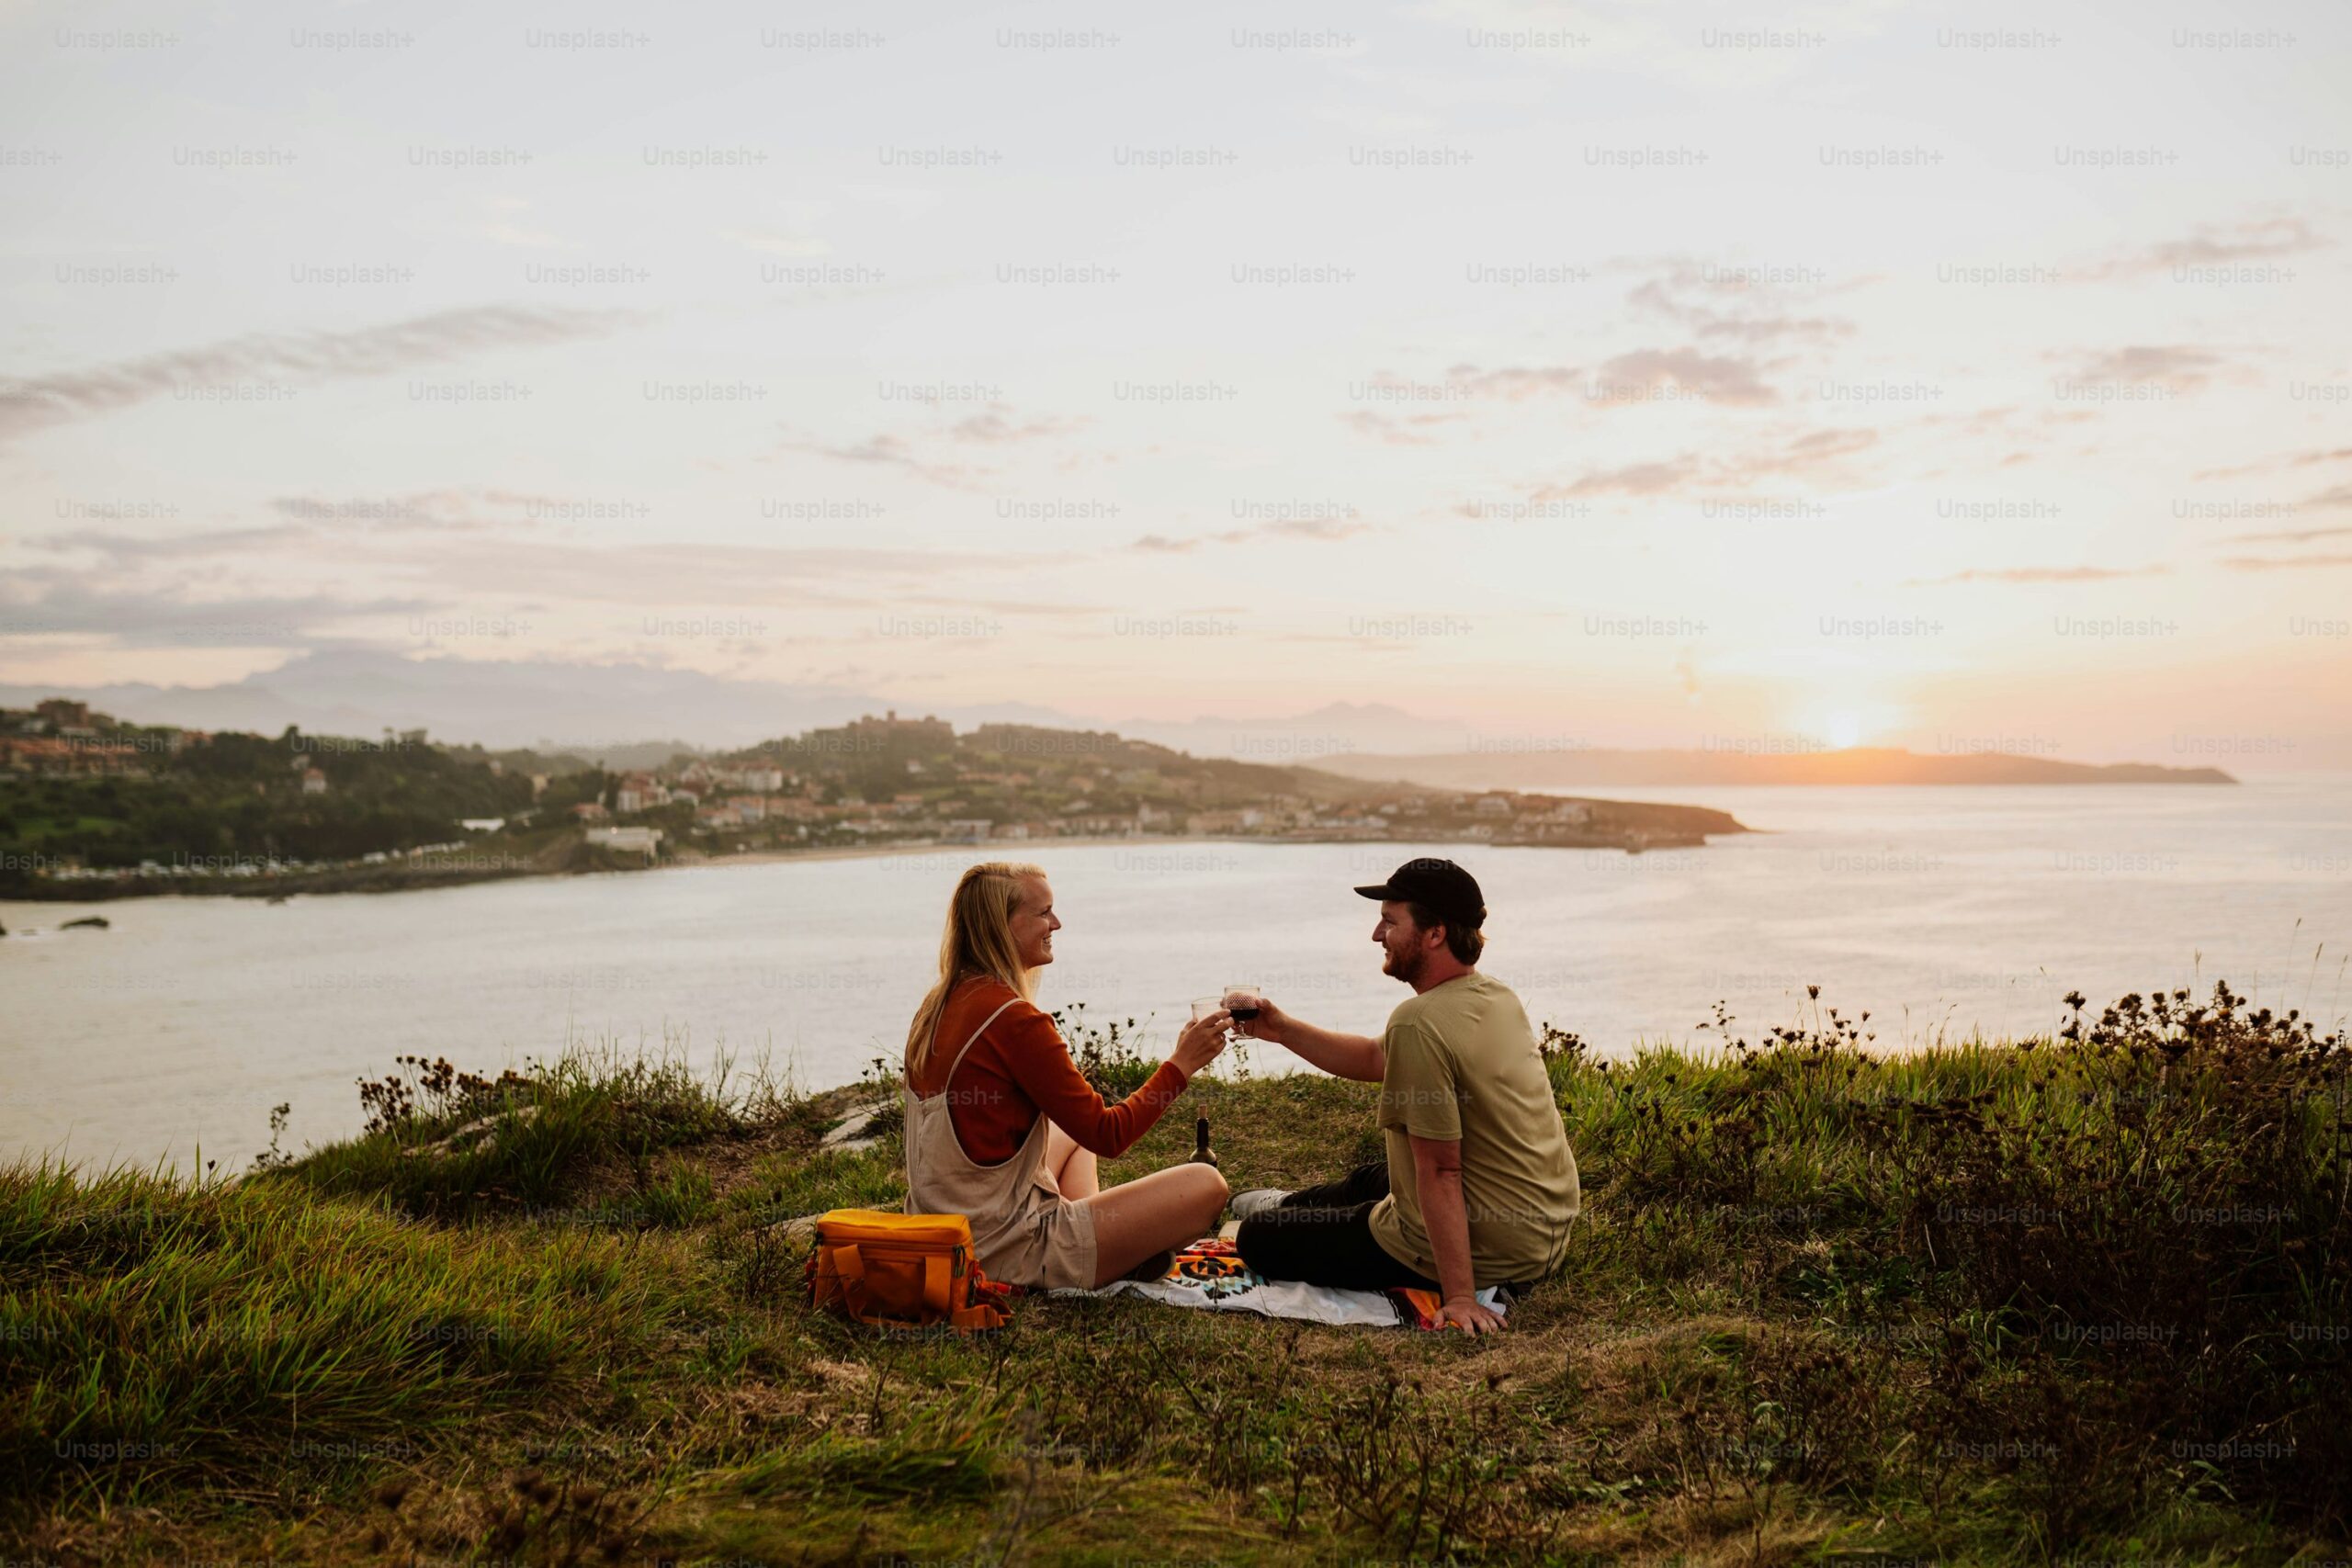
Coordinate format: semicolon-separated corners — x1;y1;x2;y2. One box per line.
1190;1115;1218;1169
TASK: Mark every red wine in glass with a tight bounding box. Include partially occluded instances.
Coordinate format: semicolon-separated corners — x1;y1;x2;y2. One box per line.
1223;984;1262;1025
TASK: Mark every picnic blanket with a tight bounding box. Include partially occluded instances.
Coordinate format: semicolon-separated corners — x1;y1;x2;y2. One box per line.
1054;1236;1510;1330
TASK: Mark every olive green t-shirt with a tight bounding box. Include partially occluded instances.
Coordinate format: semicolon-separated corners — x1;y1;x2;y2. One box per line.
1366;971;1581;1287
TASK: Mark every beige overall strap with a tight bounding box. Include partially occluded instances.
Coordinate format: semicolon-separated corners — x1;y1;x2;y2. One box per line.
907;994;1025;1216
939;998;1021;1087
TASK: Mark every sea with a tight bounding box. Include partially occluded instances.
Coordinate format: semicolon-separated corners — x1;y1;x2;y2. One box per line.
5;780;2346;1173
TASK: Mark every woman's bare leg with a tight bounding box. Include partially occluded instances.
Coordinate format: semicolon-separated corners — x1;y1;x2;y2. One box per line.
1079;1164;1229;1287
1043;1122;1100;1200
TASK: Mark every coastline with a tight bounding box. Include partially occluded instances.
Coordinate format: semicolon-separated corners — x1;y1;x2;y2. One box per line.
665;833;1219;872
5;812;1750;906
662;824;1738;874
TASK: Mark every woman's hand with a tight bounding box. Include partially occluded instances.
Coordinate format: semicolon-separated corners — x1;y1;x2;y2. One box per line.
1170;1010;1231;1077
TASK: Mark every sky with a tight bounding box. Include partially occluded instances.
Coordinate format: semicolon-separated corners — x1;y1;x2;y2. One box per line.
2;0;2347;769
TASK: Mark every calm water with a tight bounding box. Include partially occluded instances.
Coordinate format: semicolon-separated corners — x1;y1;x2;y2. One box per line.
5;782;2346;1172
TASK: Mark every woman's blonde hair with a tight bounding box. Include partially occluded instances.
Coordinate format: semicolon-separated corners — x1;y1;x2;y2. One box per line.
904;861;1048;1082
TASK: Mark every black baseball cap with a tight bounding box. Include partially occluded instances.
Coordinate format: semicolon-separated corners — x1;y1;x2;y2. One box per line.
1353;857;1486;933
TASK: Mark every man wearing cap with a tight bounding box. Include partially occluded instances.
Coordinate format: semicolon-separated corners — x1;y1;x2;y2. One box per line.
1229;858;1580;1334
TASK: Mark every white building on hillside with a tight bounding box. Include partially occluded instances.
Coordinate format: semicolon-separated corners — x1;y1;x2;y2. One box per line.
587;825;662;857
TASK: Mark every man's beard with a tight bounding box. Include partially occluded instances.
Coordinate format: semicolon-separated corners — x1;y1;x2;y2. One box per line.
1384;942;1425;987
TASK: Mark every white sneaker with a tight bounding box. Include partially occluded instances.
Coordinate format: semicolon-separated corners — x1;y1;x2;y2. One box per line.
1227;1188;1292;1222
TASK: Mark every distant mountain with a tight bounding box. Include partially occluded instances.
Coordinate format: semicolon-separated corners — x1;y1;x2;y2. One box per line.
0;651;899;752
0;662;2239;785
0;654;1132;756
0;657;1469;761
1310;748;2238;788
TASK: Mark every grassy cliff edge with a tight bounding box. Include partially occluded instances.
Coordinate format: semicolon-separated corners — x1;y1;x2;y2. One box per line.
4;987;2347;1565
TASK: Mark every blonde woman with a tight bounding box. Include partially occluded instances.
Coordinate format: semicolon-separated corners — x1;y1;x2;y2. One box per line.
903;862;1231;1288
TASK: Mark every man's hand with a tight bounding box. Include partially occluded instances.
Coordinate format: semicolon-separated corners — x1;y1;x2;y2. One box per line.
1232;995;1290;1045
1434;1296;1507;1336
1234;1001;1386;1082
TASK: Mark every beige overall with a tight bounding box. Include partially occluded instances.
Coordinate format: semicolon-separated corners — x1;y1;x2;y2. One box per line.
903;994;1099;1290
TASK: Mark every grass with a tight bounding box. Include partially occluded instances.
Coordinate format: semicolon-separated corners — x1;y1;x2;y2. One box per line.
2;982;2347;1565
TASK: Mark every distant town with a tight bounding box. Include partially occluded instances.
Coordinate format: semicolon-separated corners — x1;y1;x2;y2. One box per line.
0;700;1746;901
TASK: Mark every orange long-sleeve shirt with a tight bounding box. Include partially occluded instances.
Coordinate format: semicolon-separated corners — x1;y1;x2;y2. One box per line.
910;976;1188;1165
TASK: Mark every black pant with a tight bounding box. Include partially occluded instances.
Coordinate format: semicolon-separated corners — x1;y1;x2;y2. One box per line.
1234;1161;1440;1292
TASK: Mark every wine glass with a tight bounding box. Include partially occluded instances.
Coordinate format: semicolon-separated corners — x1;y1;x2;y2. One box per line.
1190;996;1231;1066
1222;983;1263;1031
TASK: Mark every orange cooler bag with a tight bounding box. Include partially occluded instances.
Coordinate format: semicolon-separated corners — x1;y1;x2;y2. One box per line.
807;1209;1012;1332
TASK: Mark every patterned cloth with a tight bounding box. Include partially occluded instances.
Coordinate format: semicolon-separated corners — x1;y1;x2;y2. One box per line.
1056;1237;1509;1330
